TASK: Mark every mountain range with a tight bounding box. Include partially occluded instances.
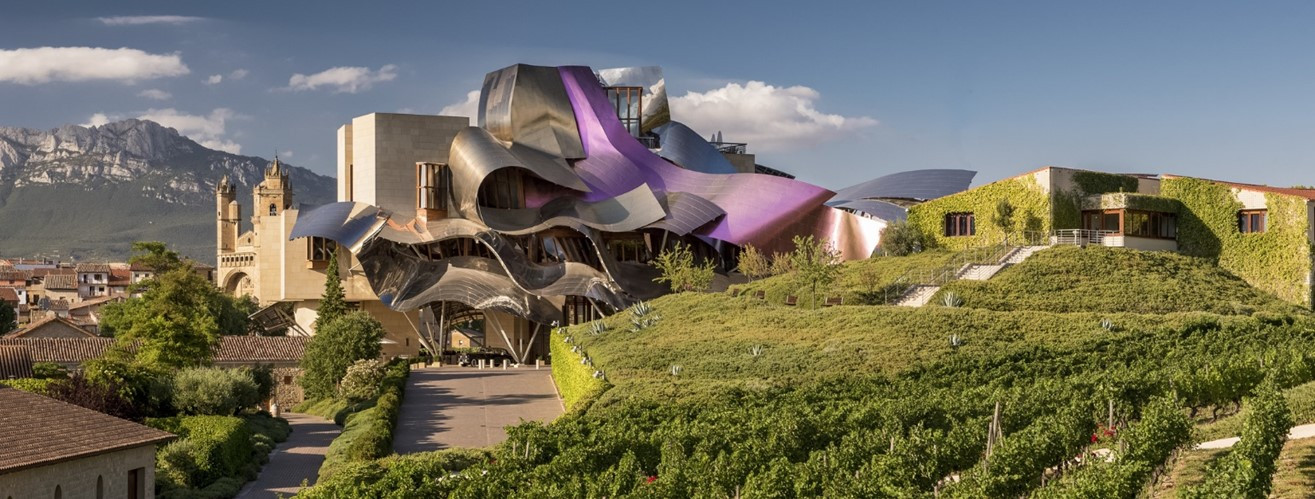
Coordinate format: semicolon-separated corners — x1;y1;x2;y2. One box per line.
0;119;336;263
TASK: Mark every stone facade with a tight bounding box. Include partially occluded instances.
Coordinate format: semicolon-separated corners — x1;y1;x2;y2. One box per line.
0;444;157;499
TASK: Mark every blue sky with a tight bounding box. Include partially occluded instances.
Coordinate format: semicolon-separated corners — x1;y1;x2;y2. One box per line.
3;1;1315;190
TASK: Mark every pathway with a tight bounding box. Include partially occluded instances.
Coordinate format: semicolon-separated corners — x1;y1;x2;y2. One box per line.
1196;422;1315;450
393;366;564;453
235;412;340;499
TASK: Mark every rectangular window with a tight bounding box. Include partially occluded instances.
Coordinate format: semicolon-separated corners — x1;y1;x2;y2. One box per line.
307;237;337;262
416;163;450;211
944;213;975;237
1124;210;1176;239
606;86;644;137
1239;209;1267;233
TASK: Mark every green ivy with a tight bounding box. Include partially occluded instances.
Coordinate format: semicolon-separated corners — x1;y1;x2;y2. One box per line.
1072;170;1139;195
1162;177;1313;307
1083;192;1182;213
908;173;1051;249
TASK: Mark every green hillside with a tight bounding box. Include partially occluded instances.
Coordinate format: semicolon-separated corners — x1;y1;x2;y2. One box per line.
937;246;1295;315
303;247;1315;497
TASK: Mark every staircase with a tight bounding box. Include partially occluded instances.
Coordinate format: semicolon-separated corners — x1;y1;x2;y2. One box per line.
889;245;1048;307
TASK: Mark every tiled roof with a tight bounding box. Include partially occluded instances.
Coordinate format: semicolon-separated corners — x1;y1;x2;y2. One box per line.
48;298;71;311
0;387;174;473
42;274;77;290
74;263;111;273
67;295;122;311
109;268;132;285
129;263;154;271
0;287;18;303
3;316;97;339
0;270;32;282
0;336;308;363
213;336;308;362
31;267;74;278
0;345;34;379
1162;174;1315;201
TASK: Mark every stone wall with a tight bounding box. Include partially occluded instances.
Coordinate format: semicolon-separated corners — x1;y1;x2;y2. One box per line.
0;444;157;499
271;366;304;409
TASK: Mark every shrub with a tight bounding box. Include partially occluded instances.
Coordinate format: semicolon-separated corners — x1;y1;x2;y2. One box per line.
150;415;253;488
172;367;261;416
880;220;924;256
46;372;139;421
301;311;384;400
551;329;605;410
31;362;68;379
319;360;410;478
339;358;387;402
652;242;715;292
736;244;771;281
0;377;56;394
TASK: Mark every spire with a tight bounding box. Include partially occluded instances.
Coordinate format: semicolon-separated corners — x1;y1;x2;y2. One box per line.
217;174;233;193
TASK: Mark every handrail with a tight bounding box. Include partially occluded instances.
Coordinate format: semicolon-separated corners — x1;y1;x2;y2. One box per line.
885;242;1020;304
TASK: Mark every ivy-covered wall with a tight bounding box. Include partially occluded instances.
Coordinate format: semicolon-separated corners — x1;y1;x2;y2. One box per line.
1053;170;1145;230
908;172;1050;249
1080;193;1182;213
1161;177;1313;307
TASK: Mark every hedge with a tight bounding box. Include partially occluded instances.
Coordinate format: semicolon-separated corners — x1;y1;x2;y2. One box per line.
551;327;606;411
149;413;290;499
318;360;410;479
0;378;56;394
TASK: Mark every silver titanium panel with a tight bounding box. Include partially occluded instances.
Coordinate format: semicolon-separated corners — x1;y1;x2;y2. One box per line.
830;169;976;203
287;202;387;253
652;121;738;174
448;126;589;221
479;64;585;160
645;192;725;236
481;183;665;235
831;199;909;223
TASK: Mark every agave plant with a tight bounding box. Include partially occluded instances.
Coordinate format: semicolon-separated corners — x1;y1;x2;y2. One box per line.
1100;318;1116;331
749;344;766;357
949;334;964;350
589;321;608;336
670;365;683;376
941;292;964;308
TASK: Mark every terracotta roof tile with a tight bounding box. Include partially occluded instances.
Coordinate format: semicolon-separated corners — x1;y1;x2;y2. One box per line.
66;295;122;311
0;387;174;473
0;270;31;282
31;268;74;278
0;345;34;379
0;336;307;363
74;263;111;273
3;316;97;339
42;274;77;290
109;268;132;285
0;287;18;303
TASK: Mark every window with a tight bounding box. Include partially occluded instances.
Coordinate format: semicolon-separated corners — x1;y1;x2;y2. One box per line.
606;86;643;137
307;237;337;262
478;169;524;209
269;203;277;216
1239;209;1267;233
564;295;600;325
1124;211;1176;239
283;376;293;384
54;485;61;499
944;213;975;237
96;475;103;499
417;163;450;211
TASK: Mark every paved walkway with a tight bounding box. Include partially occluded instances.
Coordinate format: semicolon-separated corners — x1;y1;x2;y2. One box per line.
235;412;340;499
1197;422;1315;450
394;366;564;453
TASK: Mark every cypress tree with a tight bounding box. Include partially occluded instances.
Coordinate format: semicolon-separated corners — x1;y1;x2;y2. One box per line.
316;248;348;330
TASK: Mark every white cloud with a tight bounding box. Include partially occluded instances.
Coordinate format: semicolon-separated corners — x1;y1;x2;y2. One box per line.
0;47;189;85
138;108;243;154
82;113;116;127
670;81;877;152
439;90;481;119
286;64;397;93
137;89;172;100
279;150;294;158
97;15;205;26
229;69;249;80
204;74;223;85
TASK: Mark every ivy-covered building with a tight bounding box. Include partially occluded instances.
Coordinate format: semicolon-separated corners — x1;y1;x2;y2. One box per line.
908;166;1315;308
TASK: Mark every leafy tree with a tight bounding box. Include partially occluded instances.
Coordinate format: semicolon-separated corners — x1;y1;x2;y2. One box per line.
769;251;793;276
0;303;15;335
994;200;1016;245
789;235;841;309
652;243;715;293
47;372;139;421
316;248;348;330
31;362;68;379
301;311;384;400
129;241;185;274
879;221;924;256
736;244;771;281
171;367;261;415
100;266;223;369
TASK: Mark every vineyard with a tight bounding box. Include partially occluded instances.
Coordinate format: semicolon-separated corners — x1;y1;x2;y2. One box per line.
299;247;1315;497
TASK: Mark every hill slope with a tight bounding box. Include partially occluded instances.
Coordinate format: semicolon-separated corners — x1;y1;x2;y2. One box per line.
0;119;335;262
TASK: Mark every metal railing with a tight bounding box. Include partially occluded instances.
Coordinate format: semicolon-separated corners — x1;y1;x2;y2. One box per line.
884;243;1020;304
1052;229;1117;246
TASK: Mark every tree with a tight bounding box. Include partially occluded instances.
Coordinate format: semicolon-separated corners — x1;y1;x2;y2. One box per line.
301;310;384;400
652;243;715;293
994;200;1016;245
316;248;348;330
789;235;841;309
128;241;185;274
171;367;261;415
879;221;923;256
100;266;223;369
769;251;794;276
736;244;771;281
0;303;15;336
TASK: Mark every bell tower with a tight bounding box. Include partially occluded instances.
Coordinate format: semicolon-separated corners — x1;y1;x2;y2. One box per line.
252;156;293;227
216;175;240;254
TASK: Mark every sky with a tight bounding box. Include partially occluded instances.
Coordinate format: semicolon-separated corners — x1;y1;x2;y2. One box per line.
3;1;1315;190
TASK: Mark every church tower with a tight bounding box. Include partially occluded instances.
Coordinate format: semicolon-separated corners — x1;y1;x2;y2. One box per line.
252;157;293;227
216;175;240;254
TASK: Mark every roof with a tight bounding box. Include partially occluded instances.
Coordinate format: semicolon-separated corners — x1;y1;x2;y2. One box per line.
74;263;111;273
31;267;74;278
0;345;34;378
66;295;123;311
0;287;18;303
0;387;174;473
0;270;32;282
128;263;154;272
0;336;308;364
1161;174;1315;202
109;268;132;285
3;316;98;339
42;274;77;290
